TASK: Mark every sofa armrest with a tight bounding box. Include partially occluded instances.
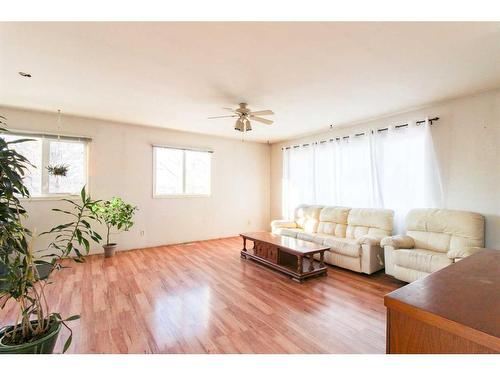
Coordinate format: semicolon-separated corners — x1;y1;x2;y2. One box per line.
357;235;385;246
271;220;297;229
447;247;483;260
380;235;415;249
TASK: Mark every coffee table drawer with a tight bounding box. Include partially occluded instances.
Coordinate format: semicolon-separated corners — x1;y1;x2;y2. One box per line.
254;242;278;264
267;246;278;263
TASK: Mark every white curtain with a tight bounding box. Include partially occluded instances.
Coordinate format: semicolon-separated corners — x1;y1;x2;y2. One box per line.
281;120;444;233
282;145;314;219
313;141;335;206
336;135;378;207
371;120;443;232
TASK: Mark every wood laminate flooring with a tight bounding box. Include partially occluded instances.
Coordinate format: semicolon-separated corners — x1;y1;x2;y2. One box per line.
0;237;404;353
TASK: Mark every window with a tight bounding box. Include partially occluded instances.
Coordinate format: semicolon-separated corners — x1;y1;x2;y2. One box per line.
1;132;89;197
282;121;443;232
153;146;212;197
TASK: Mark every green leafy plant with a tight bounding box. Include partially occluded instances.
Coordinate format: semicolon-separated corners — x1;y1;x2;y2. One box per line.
46;164;69;177
0;120;101;353
0;118;33;267
91;197;137;245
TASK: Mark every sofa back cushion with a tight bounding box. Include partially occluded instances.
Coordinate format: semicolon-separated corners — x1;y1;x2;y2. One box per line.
406;209;484;253
294;205;323;233
346;208;394;239
317;206;350;237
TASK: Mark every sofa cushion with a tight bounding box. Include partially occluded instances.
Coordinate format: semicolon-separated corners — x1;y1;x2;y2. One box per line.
346;208;394;239
296;232;315;242
406;209;485;253
317;206;350;237
393;248;452;274
393;265;430;284
276;228;303;238
312;233;337;245
317;222;347;237
295;205;323;233
406;231;450;253
323;237;361;258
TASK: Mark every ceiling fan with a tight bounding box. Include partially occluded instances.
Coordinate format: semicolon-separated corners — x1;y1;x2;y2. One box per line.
208;103;274;132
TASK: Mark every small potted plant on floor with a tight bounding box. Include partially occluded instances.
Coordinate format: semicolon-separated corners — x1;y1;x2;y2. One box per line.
0;120;102;354
91;197;137;258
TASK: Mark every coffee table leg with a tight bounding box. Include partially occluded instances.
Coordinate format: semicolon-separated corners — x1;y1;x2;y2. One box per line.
307;254;313;271
241;237;247;259
297;255;303;274
320;251;325;267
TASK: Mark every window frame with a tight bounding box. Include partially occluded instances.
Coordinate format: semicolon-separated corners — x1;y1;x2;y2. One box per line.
1;130;90;200
152;145;212;199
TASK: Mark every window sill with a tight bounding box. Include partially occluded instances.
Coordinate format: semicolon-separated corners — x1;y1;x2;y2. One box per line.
20;194;80;202
153;194;211;199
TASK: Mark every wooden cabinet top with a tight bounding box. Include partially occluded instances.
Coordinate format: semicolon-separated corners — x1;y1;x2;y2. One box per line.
385;249;500;347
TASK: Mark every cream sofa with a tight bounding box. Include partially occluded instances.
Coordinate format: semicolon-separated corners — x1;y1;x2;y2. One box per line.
271;204;394;274
381;208;485;283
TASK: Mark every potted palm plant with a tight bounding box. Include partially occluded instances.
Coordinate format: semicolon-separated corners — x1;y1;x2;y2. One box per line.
0;120;101;354
91;197;137;258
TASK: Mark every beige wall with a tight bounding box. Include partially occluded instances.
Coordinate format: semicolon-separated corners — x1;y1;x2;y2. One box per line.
2;89;499;253
1;106;271;255
270;89;500;248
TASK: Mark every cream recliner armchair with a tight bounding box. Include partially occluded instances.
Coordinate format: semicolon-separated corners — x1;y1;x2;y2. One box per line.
382;208;485;283
272;205;394;274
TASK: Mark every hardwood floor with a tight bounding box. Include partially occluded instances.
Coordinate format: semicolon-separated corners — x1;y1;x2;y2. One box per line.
0;237;404;354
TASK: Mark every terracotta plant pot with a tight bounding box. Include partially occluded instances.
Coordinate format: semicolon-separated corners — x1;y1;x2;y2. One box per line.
103;243;117;258
0;320;61;354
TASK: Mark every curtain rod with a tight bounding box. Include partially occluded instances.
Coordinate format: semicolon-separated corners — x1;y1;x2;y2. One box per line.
282;117;439;150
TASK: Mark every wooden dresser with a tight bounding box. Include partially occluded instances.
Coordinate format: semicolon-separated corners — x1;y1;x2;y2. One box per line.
384;249;500;354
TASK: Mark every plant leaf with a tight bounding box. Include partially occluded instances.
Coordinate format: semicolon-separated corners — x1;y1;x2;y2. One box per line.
65;315;81;321
63;334;72;353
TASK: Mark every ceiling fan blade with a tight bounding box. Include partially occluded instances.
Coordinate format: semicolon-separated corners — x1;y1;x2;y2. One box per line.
208;115;239;119
249;110;274;116
222;107;237;112
250;116;274;125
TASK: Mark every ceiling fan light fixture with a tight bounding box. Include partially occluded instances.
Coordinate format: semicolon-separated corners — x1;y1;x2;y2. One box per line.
234;118;244;132
244;118;252;132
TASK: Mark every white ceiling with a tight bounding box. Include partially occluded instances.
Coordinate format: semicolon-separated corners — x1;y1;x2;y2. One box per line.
1;22;499;143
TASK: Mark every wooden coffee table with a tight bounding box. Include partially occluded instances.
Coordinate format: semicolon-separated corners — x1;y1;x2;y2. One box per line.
240;232;328;283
